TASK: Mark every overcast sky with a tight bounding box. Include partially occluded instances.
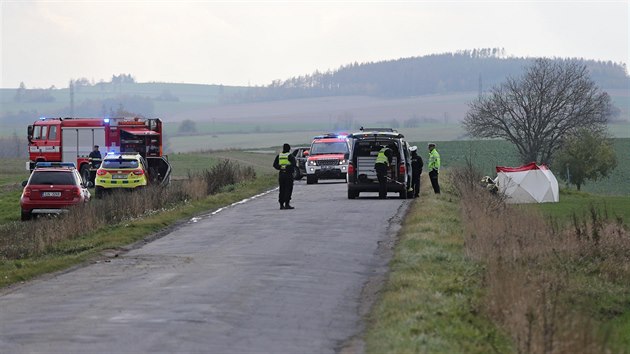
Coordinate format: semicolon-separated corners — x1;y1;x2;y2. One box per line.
1;0;628;89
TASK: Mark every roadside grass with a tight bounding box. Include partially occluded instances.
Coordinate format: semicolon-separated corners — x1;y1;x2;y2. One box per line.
0;174;276;288
367;166;630;353
0;151;277;227
0;150;279;288
365;173;513;354
0;190;21;224
450;163;630;353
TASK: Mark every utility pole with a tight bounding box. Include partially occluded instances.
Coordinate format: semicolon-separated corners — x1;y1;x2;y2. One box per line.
69;79;75;117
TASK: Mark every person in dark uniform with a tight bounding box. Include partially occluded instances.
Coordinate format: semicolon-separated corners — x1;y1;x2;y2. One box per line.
273;143;298;209
374;145;393;199
409;146;423;198
89;145;102;163
87;145;102;182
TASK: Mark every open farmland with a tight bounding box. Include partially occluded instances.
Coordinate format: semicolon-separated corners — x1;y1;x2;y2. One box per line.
407;138;630;196
166;124;467;152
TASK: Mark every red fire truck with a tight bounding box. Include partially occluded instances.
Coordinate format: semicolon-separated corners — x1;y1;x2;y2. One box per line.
27;117;171;185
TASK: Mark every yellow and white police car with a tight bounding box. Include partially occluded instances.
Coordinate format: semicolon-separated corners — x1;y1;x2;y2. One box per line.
94;152;149;198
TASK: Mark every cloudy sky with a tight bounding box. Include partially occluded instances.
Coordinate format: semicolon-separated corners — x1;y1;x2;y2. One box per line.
1;0;628;89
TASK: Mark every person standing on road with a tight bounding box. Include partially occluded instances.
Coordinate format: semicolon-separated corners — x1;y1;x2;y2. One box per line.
273;143;298;210
409;146;423;198
374;145;393;199
428;143;441;194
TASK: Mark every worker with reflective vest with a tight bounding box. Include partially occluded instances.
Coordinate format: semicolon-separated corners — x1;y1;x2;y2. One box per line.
428;142;441;194
273;143;298;209
374;146;393;199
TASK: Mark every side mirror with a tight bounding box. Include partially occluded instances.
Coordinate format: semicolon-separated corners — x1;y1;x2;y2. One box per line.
304;150;309;156
27;125;33;143
22;180;28;187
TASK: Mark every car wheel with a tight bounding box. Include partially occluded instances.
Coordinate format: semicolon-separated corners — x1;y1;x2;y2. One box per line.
399;190;407;199
293;168;302;181
306;175;317;185
21;210;32;221
347;189;358;199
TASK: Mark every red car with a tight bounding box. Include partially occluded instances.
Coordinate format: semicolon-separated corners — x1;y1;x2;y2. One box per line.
20;162;91;221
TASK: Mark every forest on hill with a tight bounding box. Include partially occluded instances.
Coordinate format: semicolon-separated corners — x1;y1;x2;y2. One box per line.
226;48;629;103
1;49;628;129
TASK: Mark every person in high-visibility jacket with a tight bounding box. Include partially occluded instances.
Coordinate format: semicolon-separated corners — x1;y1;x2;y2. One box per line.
374;146;393;199
273;143;298;209
427;143;441;194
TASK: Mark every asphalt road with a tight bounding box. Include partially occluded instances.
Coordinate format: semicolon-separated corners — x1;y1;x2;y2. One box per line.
0;180;410;354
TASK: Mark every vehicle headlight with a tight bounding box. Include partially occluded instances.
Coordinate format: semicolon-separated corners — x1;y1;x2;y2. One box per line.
308;160;317;166
339;159;346;165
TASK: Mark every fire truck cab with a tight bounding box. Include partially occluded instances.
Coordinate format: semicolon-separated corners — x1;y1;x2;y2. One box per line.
27;117;171;186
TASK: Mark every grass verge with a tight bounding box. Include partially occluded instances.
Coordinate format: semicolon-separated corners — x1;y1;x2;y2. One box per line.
0;174;276;289
365;174;513;353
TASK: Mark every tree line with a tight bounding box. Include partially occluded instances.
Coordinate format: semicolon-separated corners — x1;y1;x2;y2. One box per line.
224;49;628;103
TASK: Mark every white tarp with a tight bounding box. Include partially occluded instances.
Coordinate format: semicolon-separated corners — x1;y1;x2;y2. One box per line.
496;162;559;204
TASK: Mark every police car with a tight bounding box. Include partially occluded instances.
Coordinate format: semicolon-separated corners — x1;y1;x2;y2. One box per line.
20;162;91;220
94;152;149;198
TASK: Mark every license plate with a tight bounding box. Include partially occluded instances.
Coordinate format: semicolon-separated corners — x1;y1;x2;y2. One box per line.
113;174;128;179
42;191;61;197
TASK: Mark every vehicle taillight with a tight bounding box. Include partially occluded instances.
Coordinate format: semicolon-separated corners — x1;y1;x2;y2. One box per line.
399;163;406;175
96;170;107;176
73;187;82;198
348;163;355;175
23;187;32;198
133;169;144;175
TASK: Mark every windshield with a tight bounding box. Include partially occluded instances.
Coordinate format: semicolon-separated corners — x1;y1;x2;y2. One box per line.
29;171;76;185
102;159;139;169
310;141;348;155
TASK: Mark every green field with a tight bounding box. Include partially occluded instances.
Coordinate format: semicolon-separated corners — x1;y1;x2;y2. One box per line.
408;138;630;196
535;189;630;223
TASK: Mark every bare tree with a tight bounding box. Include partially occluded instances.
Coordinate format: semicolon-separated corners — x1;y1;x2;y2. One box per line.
463;58;612;164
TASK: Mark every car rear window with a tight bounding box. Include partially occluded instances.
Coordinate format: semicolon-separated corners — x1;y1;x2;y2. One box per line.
29;171;76;185
102;159;139;169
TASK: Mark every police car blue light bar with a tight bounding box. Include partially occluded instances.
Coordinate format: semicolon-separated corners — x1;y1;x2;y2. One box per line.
35;162;76;168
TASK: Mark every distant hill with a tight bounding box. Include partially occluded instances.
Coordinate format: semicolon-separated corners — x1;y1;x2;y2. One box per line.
1;50;628;137
228;49;629;102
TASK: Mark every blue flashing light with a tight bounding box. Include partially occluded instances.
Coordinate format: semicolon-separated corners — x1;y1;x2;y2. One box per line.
39;117;47;120
337;135;347;139
104;118;110;123
35;162;75;168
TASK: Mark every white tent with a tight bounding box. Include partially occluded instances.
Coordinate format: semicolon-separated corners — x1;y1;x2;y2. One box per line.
495;162;559;204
